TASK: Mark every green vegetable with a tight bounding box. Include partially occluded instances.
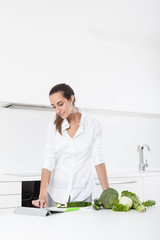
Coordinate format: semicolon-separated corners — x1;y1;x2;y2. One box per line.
119;196;133;209
112;196;132;212
94;198;102;206
121;191;146;213
93;204;101;210
142;200;156;207
56;201;92;208
98;188;156;213
112;203;130;212
99;188;119;209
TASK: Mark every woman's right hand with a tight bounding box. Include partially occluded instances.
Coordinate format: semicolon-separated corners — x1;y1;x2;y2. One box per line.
32;168;51;208
32;195;47;208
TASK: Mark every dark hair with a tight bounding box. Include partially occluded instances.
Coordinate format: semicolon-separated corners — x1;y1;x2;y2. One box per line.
49;83;76;134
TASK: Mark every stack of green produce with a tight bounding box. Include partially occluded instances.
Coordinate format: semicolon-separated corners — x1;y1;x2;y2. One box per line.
93;188;156;213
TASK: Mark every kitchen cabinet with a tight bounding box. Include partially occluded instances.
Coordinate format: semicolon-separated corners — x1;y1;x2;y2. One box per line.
143;176;160;206
93;171;160;203
0;181;21;195
0;181;21;213
93;176;143;201
0;171;160;214
0;174;41;214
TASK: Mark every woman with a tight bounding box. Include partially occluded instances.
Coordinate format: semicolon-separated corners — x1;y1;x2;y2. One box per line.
32;83;109;208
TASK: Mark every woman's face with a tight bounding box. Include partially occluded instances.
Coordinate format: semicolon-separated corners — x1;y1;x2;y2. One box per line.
49;92;74;119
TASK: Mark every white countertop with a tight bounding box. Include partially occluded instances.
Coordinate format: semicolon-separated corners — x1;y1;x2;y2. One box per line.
106;169;160;178
0;173;41;182
0;206;159;240
1;169;160;182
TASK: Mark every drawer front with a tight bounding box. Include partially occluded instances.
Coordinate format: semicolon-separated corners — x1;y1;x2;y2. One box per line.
0;182;21;195
95;177;138;190
0;208;15;215
0;195;21;208
108;177;138;194
93;177;143;200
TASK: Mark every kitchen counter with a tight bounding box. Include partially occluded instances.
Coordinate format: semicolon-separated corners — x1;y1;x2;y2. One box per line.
1;170;159;214
0;206;159;240
107;169;160;178
1;169;160;182
0;173;41;182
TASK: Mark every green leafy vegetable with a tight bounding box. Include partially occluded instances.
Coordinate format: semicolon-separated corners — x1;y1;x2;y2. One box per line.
119;196;132;208
99;188;119;209
142;200;156;207
121;191;146;213
112;203;130;212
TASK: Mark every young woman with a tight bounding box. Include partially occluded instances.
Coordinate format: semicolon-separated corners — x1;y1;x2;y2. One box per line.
32;83;109;208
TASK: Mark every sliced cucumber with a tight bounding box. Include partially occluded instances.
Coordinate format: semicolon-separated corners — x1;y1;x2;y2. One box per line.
56;203;67;208
56;201;92;208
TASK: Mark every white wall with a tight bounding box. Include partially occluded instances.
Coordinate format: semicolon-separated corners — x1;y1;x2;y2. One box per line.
0;0;160;113
0;108;53;173
0;107;160;174
89;111;160;173
0;1;160;174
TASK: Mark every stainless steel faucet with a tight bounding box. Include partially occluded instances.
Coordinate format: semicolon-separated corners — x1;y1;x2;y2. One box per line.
137;144;150;171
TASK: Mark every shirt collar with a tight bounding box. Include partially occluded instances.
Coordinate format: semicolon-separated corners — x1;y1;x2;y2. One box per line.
61;109;88;132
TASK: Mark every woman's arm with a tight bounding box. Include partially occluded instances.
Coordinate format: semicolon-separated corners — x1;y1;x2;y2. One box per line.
95;163;109;191
32;168;51;208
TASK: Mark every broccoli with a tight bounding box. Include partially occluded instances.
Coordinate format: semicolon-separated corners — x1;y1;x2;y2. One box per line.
99;188;119;209
121;191;146;213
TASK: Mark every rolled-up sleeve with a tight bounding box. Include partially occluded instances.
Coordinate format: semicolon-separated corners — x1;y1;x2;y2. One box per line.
91;121;105;166
42;123;57;172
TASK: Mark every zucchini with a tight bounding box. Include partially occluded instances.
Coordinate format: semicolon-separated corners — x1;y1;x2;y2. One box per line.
94;198;102;206
56;201;92;208
93;204;100;210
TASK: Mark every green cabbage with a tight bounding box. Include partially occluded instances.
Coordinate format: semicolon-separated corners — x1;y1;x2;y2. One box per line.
121;191;146;212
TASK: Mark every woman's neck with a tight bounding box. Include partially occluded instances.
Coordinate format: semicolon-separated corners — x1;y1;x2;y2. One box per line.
67;109;81;124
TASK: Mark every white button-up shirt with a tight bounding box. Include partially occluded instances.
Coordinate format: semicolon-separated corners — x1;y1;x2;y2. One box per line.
42;110;105;203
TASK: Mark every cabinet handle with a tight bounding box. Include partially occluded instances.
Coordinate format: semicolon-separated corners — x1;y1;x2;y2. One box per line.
110;181;137;184
96;181;137;185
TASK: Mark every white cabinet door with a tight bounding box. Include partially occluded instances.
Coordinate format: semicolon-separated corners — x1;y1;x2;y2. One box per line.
0;208;15;214
0;181;21;212
0;195;21;208
109;177;143;201
0;182;21;195
143;176;160;206
93;177;143;201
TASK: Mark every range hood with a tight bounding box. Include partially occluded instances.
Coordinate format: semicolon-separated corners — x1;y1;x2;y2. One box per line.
0;101;53;111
